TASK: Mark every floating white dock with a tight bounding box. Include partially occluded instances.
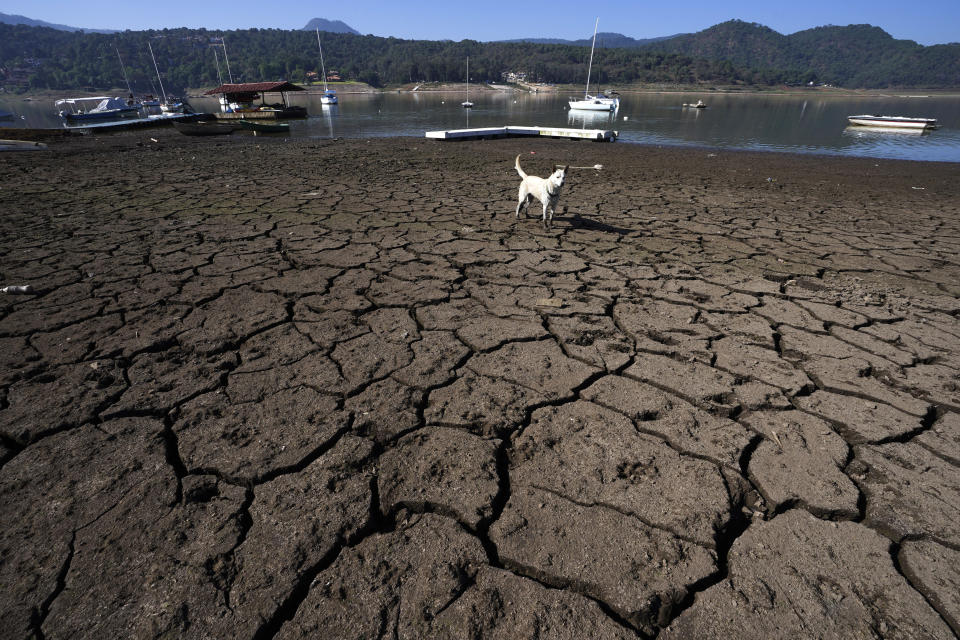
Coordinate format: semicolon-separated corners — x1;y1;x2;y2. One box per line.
425;125;617;142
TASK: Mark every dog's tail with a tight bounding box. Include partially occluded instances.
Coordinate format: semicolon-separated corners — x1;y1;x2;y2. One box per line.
515;154;527;179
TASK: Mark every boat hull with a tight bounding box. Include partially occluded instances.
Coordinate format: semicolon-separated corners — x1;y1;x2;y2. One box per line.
62;107;142;124
847;115;937;129
569;99;617;112
236;120;290;133
173;121;237;136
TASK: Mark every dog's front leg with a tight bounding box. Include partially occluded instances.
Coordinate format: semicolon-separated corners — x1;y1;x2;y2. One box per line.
542;203;550;230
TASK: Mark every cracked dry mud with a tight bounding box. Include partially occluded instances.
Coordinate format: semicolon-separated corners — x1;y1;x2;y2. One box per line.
1;131;959;639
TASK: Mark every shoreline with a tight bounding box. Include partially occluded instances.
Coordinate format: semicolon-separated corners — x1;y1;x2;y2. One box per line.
2;127;959;166
8;84;960;101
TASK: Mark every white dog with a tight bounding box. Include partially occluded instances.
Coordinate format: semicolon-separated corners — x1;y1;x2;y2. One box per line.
515;155;568;230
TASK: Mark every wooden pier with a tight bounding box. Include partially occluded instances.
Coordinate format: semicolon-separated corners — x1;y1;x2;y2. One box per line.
425;125;617;142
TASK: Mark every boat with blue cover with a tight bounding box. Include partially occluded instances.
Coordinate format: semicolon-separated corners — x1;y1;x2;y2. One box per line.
56;96;142;124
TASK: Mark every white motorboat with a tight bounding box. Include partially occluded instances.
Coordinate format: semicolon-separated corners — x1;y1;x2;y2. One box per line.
569;18;618;112
316;29;338;105
56;96;143;124
847;115;937;129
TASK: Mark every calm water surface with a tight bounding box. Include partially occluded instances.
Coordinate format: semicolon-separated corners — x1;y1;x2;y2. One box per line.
4;91;959;162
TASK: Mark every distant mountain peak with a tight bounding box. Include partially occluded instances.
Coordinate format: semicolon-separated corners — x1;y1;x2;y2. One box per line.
0;11;116;33
302;18;358;34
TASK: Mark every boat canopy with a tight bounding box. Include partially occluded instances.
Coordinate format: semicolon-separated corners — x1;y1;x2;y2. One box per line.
55;97;135;112
204;82;305;98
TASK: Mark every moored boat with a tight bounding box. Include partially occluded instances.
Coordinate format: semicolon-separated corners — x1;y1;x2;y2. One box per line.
569;18;619;112
0;139;47;151
160;100;188;114
173;120;237;136
569;94;618;111
316;29;338;105
56;97;143;124
236;119;290;133
847;115;937;129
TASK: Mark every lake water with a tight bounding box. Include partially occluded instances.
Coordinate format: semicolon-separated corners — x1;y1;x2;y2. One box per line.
4;91;960;162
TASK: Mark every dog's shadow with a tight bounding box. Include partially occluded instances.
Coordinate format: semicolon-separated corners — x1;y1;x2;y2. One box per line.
558;211;633;235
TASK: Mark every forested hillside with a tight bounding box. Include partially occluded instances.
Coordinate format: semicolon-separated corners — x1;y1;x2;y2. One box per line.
1;20;957;93
0;24;753;92
641;20;960;87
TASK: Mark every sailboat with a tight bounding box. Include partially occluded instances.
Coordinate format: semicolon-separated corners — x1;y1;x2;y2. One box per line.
568;18;619;112
316;29;338;105
148;42;187;114
462;56;474;108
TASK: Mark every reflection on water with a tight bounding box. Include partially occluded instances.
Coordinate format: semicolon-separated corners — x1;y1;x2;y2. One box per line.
843;125;928;137
567;109;617;129
2;91;959;162
319;103;337;138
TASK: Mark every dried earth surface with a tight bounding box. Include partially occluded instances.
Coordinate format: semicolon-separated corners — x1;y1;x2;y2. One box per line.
1;131;959;639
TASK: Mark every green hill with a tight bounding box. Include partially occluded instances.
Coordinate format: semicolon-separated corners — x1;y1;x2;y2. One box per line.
0;24;755;93
0;20;957;93
641;20;960;87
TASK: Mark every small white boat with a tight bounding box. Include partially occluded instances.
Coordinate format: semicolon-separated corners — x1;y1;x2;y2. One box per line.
147;42;189;114
569;94;618;111
0;139;47;152
160;100;188;114
462;56;473;108
316;29;338;105
847;115;937;129
569;18;619;112
683;100;707;108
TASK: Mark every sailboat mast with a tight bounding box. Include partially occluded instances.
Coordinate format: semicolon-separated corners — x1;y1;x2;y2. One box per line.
221;36;234;83
147;41;168;104
316;28;329;92
584;17;598;98
466;56;469;100
213;47;223;86
115;47;133;96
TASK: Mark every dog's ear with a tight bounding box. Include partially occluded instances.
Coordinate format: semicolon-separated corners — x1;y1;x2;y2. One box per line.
553;164;562;172
562;165;569;172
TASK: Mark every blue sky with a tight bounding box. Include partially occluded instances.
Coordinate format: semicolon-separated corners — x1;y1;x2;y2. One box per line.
5;0;958;45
